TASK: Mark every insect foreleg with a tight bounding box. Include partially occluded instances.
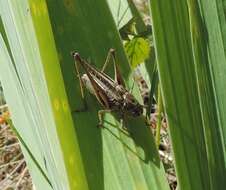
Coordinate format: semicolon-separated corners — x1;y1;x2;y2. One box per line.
72;53;88;112
97;109;113;127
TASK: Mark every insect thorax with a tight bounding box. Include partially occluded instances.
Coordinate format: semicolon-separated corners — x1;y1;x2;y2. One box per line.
82;74;143;117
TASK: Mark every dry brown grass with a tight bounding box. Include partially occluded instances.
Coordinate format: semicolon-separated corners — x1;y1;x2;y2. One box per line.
0;110;32;190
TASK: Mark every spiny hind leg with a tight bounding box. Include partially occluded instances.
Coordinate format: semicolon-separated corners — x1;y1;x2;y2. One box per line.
101;48;116;72
102;48;125;87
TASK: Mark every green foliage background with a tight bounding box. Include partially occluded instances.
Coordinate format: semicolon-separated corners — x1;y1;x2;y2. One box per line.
0;0;169;190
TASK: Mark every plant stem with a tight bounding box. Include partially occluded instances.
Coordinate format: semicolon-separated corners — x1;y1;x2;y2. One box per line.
155;84;163;148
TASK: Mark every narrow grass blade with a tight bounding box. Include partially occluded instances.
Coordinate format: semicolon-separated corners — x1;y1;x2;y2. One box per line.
187;0;225;188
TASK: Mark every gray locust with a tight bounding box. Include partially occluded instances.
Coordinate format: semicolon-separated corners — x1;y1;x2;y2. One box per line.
71;49;144;127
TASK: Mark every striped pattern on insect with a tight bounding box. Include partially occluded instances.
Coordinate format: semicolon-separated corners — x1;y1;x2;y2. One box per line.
71;49;147;127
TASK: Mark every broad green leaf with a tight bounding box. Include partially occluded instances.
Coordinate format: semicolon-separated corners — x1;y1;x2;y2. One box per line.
0;1;88;189
196;0;226;160
44;0;169;189
187;0;225;188
150;0;226;189
125;37;150;68
0;34;52;190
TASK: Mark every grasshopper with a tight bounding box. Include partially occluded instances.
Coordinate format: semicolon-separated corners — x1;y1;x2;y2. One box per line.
71;49;146;127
